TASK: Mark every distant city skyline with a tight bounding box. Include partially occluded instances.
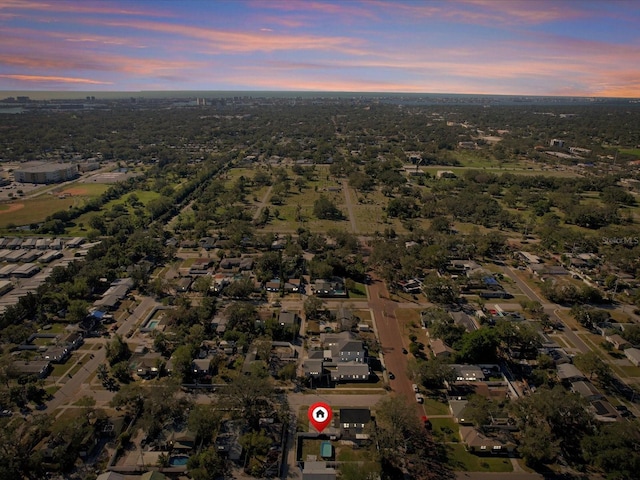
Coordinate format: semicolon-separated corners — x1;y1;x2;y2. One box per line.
0;0;639;98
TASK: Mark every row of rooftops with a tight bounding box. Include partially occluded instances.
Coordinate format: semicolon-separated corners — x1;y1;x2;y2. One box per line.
0;236;84;250
92;277;134;310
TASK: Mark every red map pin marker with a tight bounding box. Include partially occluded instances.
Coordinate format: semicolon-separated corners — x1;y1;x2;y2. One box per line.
308;402;333;433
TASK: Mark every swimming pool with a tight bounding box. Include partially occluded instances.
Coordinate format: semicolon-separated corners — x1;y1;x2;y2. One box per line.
169;455;189;466
147;320;159;329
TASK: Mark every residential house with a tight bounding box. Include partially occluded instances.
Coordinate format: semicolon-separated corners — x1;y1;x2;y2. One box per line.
338;408;371;440
449;399;471;424
189;258;213;275
171;430;196;452
93;277;133;311
271;238;287;250
43;347;69;364
397;279;422;294
430;338;454;358
192;359;212;377
219;257;242;270
215;421;243;462
625;348;640;366
136;353;163;379
59;332;84;350
590;400;619;421
313;278;346;297
265;279;281;292
12;360;51;379
279;311;299;328
557;363;585;383
305;332;370;383
176;276;192;293
605;334;630;351
303;358;325;379
330;362;370;382
452;364;485;382
302;461;337;480
570;380;604;402
199;237;217;250
335;306;355;331
459;426;515;455
451;311;478;332
284;278;301;293
516;251;541;265
325;332;366;363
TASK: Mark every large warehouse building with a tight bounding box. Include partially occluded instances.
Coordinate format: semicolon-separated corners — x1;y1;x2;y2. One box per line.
14;163;79;184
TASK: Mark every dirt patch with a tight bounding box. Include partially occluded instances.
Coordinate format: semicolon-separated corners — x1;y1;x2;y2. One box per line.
60;187;89;195
0;203;25;214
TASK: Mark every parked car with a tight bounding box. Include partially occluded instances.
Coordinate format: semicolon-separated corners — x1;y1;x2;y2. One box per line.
415;393;424;404
388;372;395;380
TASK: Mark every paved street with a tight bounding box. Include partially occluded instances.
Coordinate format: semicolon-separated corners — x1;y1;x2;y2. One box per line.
501;266;589;354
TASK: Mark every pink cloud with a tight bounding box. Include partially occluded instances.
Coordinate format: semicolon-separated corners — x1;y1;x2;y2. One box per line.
367;0;586;26
0;73;111;85
100;19;368;55
0;0;171;17
248;0;379;21
254;14;308;29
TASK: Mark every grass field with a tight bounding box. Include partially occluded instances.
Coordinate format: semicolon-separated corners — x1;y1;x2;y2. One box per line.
423;397;453;416
0;182;111;228
446;444;513;472
0;196;76;227
429;417;460;442
619;147;640;157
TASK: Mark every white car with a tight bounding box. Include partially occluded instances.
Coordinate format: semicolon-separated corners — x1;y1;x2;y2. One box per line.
415;393;424;404
412;384;419;393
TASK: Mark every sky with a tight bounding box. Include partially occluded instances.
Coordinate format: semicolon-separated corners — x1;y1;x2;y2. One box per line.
0;0;639;97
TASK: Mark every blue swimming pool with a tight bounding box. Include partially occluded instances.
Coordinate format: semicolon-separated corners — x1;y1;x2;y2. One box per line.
169;455;189;466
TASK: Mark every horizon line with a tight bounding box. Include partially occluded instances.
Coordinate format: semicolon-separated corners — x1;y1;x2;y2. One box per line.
2;89;640;101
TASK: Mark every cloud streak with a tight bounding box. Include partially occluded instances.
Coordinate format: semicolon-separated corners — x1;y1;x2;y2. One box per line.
0;74;112;85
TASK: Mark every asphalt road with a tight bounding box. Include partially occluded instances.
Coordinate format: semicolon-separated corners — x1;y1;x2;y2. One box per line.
501;266;589;354
368;274;425;419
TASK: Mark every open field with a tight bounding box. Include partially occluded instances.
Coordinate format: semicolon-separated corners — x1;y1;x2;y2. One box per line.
619;147;640;157
0;181;111;228
0;196;76;227
54;182;109;197
350;187;406;234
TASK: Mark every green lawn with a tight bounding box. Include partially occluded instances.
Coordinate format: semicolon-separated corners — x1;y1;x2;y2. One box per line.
429;417;459;443
619;147;640;157
347;281;367;299
0;196;77;227
423;397;453;416
446;444;514;472
619;366;640;377
51;361;74;378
